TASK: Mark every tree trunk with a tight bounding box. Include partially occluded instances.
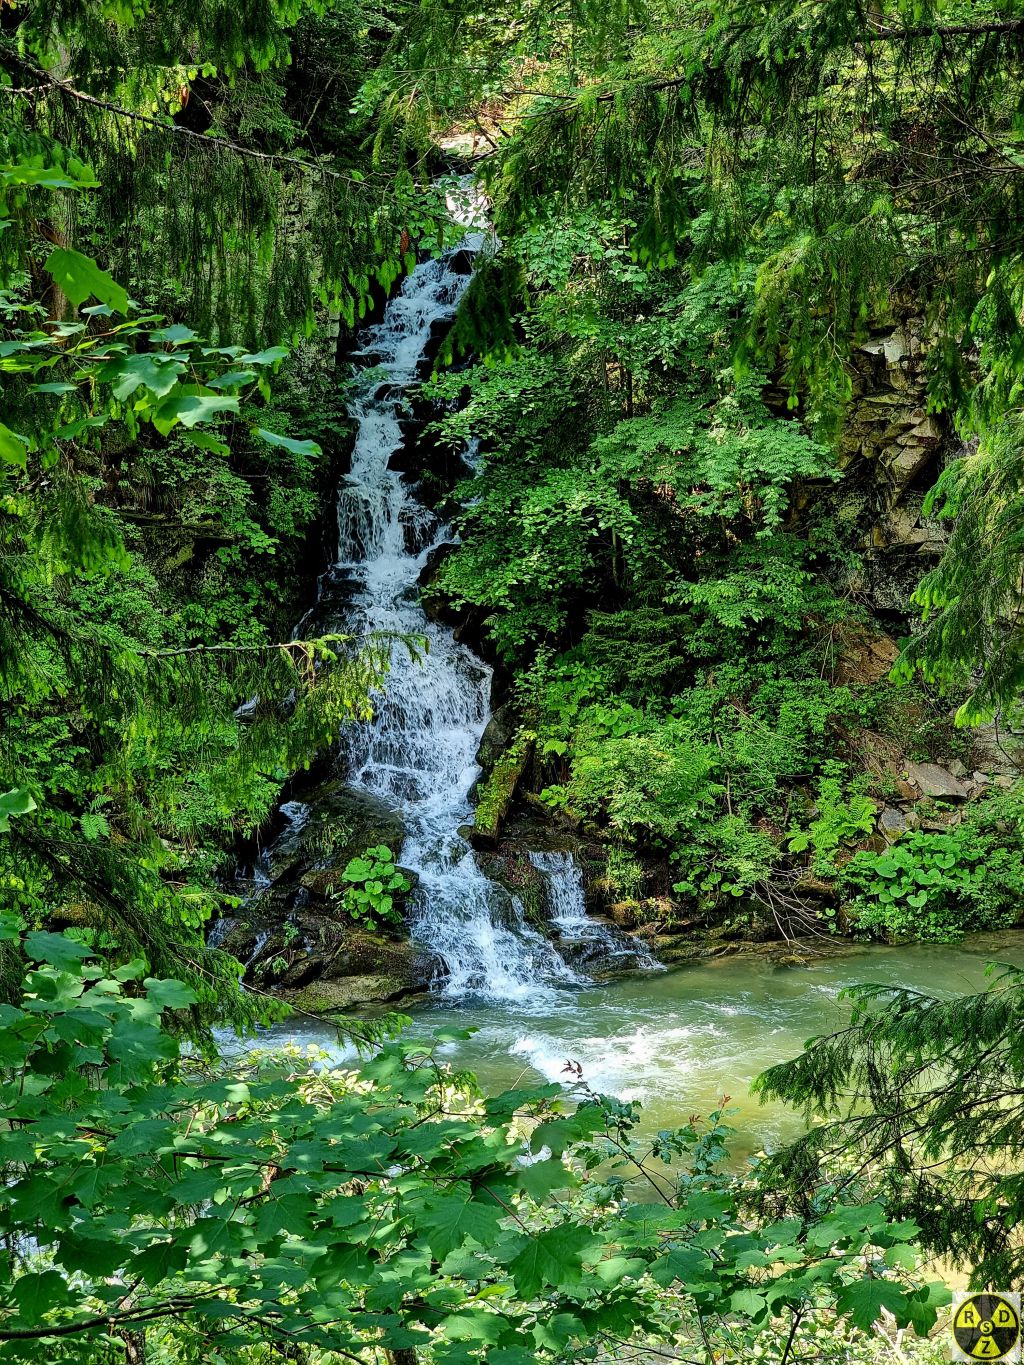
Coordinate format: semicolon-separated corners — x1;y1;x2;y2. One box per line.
122;1329;146;1365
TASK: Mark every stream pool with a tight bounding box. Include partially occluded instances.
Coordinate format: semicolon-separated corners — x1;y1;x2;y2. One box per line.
258;930;1023;1161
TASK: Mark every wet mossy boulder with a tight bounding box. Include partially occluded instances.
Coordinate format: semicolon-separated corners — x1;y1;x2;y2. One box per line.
283;926;430;1011
475;703;518;776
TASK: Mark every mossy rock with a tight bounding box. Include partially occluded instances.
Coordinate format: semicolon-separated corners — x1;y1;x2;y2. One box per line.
477;845;549;928
287;973;422;1013
475;703;519;776
470;731;535;849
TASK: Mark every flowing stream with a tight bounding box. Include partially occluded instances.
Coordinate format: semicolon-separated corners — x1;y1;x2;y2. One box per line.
267;932;1024;1159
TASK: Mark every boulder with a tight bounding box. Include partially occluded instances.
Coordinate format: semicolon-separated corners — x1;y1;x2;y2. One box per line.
904;761;970;802
475;703;518;775
287;973;422;1014
878;806;909;841
469;731;535;849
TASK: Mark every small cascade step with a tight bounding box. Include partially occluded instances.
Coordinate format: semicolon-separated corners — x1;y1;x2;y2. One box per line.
528;851;661;975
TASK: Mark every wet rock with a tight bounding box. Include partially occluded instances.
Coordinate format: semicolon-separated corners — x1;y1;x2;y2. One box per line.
250;916;429;1000
447;248;475;276
210;918;260;962
475;703;518;775
478;845;549;927
287;973;422;1014
213;782;416;998
904;761;970;802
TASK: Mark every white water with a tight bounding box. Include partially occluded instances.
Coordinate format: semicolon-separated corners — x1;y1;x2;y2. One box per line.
322;186;653;1003
529;850;662;973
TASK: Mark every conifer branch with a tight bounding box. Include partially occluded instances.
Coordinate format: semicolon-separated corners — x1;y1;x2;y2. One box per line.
869;19;1024;41
1;62;369;186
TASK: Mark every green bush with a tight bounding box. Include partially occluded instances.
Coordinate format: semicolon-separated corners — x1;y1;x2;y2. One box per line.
337;844;411;928
787;762;877;874
843;787;1024;941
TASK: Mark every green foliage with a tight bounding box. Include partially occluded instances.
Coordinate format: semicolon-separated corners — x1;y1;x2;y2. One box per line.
0;157;404;1020
539;702;724;841
756;954;1024;1287
338;844;412;927
842;785;1024;941
0;918;950;1360
0;0;438;344
787;763;876;875
897;423;1024;723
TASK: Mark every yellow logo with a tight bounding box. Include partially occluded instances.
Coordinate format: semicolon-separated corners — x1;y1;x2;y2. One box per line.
953;1293;1022;1362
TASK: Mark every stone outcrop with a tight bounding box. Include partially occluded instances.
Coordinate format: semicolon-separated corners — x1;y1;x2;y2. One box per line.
827;321;954;614
903;760;971;803
468;730;535;848
209;780;430;1007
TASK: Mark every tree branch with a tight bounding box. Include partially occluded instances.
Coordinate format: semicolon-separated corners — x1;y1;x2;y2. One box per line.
0;63;366;186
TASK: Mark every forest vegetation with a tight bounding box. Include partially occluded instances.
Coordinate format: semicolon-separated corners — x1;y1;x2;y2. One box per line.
2;0;1024;1361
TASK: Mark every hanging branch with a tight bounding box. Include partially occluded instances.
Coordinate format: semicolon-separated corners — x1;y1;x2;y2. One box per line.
0;66;368;185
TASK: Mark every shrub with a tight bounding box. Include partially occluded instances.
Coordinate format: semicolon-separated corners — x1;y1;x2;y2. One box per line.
843;787;1024;941
337;844;411;927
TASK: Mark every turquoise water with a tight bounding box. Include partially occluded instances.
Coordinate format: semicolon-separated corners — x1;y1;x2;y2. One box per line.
260;932;1022;1161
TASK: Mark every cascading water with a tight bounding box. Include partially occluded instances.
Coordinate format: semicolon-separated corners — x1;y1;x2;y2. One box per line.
304;183;654;1003
528;851;661;973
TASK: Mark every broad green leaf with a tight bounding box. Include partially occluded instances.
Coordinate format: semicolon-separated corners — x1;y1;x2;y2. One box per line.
508;1224;598;1296
187;431;231;456
516;1156;575;1201
24;930;90;970
133;1240;189;1287
11;1270;71;1324
0;787;35;831
440;1309;506;1344
149;324;197;344
44;247;129;314
0;423;28;468
421;1193;504;1259
152;391;239;435
729;1287;767;1318
207;368;257;389
144;977;199;1009
836;1279;910;1331
254;426;322;457
884;1243;918;1270
240;345;289;367
108;352;186;400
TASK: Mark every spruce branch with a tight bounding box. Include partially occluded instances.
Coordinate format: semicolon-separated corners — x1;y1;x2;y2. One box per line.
0;59;370;186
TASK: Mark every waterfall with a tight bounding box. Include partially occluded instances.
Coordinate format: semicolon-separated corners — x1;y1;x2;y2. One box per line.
312;182;655;1002
528;851;661;973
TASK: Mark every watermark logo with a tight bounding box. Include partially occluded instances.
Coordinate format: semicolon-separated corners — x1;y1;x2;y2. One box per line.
952;1292;1022;1362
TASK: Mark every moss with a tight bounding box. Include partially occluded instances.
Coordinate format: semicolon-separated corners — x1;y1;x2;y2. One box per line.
471;730;535;847
288;974;417;1013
